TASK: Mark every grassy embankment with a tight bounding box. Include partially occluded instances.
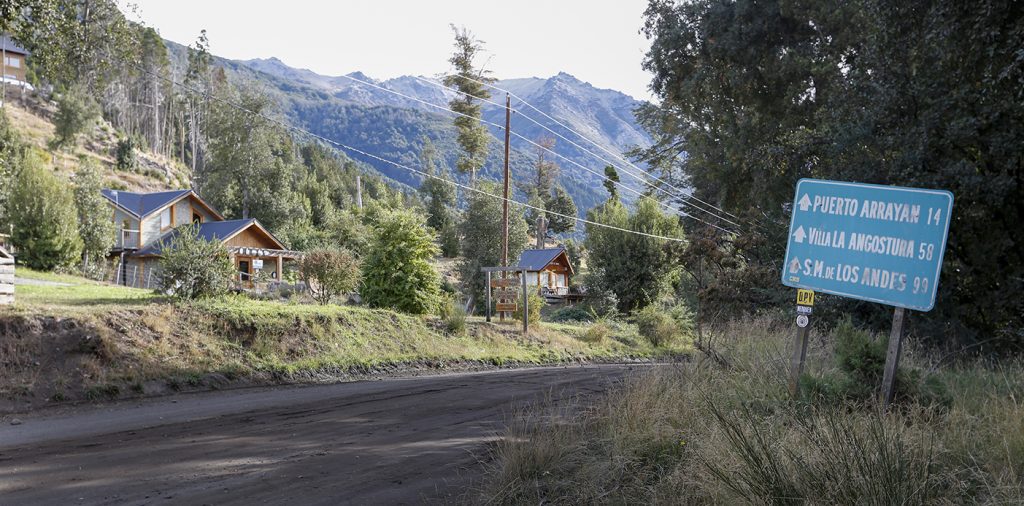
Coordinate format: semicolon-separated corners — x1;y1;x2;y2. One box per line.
0;269;687;410
479;317;1023;504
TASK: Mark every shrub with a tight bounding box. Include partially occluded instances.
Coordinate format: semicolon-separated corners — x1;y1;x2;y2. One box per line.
635;305;679;347
361;208;440;314
114;136;138;171
51;83;100;149
157;225;235;299
512;291;544;325
580;320;611;343
9;154;83;270
801;318;952;408
298;247;361;305
437;294;468;335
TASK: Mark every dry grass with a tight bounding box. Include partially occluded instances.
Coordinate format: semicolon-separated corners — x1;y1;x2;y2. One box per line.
478;317;1024;504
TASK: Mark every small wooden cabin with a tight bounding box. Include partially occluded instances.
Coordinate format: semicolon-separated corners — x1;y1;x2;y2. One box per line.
516;247;574;298
0;245;13;305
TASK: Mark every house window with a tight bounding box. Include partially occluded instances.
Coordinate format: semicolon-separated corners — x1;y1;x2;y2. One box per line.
160;207;172;230
3;57;19;69
192;211;203;224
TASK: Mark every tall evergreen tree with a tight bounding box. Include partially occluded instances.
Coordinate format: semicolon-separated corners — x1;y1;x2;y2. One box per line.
458;181;529;310
442;25;494;183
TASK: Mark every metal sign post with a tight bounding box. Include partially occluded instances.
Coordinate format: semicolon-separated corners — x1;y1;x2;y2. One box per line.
781;179;953;411
789;289;814;397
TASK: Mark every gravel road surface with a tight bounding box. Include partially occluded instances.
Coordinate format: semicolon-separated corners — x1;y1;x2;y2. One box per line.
0;364;640;505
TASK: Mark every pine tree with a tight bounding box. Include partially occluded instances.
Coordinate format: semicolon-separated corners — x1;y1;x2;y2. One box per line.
443;25;494;183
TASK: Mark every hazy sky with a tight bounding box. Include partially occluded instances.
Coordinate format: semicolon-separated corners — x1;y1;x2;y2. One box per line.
122;1;656;101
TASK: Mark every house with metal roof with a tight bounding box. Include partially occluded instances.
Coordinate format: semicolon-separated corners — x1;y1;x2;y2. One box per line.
516;247;574;299
1;34;31;88
102;189;300;289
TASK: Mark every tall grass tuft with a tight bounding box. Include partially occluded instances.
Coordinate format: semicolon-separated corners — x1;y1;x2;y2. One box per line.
477;316;1024;504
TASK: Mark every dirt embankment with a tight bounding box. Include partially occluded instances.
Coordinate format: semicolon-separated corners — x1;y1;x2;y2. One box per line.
0;306;669;415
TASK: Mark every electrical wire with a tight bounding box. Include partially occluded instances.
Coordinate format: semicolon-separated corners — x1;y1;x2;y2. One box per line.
337;72;736;234
129;63;689;243
447;73;747;224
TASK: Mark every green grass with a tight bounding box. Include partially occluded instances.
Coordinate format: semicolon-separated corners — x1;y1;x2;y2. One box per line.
1;281;690;406
10;270;159;312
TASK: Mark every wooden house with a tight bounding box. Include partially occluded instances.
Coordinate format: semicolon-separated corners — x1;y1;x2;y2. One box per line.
102;189;301;289
1;34;30;86
516;247;574;299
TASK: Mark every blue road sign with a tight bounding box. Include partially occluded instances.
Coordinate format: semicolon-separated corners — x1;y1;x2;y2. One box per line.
781;179;953;311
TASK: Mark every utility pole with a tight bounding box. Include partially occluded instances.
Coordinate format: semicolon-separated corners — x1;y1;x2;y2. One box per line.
501;93;511;267
500;93;512;322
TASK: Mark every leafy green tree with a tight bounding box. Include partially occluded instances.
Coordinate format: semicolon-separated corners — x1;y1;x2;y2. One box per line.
417;137;459;256
443;25;494;182
299;247;361;305
157;225;235;300
72;160;115;269
51;83;100;149
361;208;440;314
0;108;25;231
458;181;529;309
638;0;1024;348
9;154;82;270
585;197;684;312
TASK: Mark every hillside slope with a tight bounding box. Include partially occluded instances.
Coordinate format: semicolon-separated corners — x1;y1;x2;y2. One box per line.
226;54;654;213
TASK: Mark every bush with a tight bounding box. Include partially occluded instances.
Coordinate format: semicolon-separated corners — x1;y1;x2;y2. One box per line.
298;247;361;305
114;136;138;171
437;294;468;335
361;208;440;314
801;318;952;408
9;154;83;270
580;320;611;344
635;305;679;347
513;291;545;325
73;161;115;269
51;83;100;149
157;225;235;299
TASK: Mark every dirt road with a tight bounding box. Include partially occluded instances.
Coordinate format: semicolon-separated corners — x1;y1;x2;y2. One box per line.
0;365;640;505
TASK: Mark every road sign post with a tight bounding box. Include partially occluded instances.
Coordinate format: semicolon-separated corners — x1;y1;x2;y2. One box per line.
486;271;492;323
789;289;815;397
782;179;953;410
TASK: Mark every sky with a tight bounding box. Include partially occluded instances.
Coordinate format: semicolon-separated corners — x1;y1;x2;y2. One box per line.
122;0;656;101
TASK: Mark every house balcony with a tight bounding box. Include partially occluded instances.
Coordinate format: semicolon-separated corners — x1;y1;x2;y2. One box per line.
115;229;141;250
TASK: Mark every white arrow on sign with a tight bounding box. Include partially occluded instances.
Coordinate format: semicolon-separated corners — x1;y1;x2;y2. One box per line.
789;257;801;273
793;226;806;243
798;194;811;212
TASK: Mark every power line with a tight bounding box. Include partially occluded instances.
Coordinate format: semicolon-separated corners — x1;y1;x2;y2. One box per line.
448;73;747;224
339;72;736;234
410;74;742;231
129;63;688;243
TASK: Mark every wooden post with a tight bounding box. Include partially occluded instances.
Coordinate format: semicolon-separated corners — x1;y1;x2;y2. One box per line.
521;268;528;334
881;307;906;412
485;271;492;323
276;255;283;281
788;314;811;397
501;93;511;269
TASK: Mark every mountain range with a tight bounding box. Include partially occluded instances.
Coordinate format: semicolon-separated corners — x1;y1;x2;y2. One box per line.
168;43;654;214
